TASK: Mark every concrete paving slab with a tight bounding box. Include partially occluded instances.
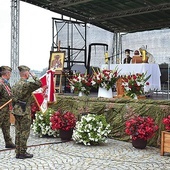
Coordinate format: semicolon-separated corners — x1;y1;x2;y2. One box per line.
0;126;170;170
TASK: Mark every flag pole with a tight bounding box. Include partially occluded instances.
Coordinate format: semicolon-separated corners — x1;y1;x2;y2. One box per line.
0;99;12;110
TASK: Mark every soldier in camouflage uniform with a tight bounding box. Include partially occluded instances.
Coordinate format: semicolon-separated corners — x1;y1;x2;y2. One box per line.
12;65;42;159
0;66;15;148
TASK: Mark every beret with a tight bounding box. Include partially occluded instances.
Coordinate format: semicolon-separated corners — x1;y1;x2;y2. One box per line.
18;65;30;72
0;66;12;72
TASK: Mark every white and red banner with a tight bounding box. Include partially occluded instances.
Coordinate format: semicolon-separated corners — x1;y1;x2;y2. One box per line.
32;70;56;113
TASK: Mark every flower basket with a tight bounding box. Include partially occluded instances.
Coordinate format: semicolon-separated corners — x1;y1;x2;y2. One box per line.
72;114;111;145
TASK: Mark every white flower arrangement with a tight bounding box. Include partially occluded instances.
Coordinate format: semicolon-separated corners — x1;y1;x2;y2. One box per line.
72;114;111;145
31;108;58;137
121;72;151;99
68;72;92;95
92;68;119;90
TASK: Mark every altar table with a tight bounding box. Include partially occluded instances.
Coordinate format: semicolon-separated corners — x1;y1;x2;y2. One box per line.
101;63;161;91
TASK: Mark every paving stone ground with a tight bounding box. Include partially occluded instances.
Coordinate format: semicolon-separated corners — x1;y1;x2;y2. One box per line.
0;125;170;170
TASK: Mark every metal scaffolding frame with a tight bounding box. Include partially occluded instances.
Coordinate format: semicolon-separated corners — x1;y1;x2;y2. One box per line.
168;59;170;99
10;0;20;85
112;32;121;64
51;17;87;71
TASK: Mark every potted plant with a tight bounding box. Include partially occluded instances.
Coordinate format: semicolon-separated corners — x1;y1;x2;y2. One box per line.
68;72;92;96
162;115;170;131
72;114;111;145
91;68;119;98
122;72;150;99
31;108;58;137
125;116;158;149
161;115;170;155
50;109;77;141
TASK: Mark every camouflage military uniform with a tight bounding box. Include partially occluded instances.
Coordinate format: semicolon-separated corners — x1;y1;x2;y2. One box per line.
0;77;14;146
12;66;41;157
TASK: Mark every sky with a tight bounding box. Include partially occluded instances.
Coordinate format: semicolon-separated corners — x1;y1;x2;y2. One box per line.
0;0;61;71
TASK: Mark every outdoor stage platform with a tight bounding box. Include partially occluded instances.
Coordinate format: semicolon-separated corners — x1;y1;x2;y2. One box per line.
49;92;170;148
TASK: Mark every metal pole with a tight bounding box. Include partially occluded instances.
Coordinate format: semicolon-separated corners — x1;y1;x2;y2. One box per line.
168;59;170;99
51;18;54;51
11;0;20;86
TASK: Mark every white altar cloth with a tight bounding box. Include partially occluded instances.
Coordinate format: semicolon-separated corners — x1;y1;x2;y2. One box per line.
101;63;161;91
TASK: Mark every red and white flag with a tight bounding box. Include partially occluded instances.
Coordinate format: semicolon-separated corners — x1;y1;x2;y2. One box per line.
32;70;56;113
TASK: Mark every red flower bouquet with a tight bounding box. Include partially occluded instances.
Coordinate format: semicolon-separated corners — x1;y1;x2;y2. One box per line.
122;72;150;99
92;68;119;90
162;115;170;131
50;109;76;131
125;116;158;140
68;73;92;95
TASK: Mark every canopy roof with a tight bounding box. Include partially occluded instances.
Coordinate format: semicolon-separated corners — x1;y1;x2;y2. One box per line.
21;0;170;33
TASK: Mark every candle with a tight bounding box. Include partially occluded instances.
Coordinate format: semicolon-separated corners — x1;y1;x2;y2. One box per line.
142;50;146;62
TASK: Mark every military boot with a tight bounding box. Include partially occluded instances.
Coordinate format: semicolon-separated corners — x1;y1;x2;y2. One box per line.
5;142;16;149
16;152;33;159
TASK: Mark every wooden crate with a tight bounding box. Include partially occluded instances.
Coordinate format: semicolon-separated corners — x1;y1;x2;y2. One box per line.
160;131;170;156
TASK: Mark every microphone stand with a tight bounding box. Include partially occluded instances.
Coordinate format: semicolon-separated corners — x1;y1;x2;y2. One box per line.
107;51;125;70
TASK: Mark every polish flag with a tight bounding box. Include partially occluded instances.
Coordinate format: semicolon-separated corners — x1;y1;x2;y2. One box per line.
32;70;56;113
